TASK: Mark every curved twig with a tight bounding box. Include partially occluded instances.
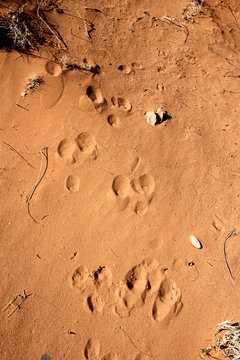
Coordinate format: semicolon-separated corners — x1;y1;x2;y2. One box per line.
223;228;236;283
27;147;48;223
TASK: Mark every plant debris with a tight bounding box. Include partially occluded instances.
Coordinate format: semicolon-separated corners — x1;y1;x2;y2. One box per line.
0;0;70;53
21;74;43;97
200;320;240;359
2;289;31;320
60;55;100;74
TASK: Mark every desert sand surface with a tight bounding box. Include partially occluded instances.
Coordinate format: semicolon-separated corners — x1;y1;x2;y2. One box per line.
1;0;240;359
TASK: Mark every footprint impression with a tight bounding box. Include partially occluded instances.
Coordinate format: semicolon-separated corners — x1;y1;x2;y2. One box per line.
84;337;119;360
79;83;131;128
72;265;114;315
115;258;182;323
111;97;132;112
84;338;101;360
72;258;182;324
114;258;163;317
118;62;143;75
79;86;107;113
152;278;182;324
131;174;155;215
57;131;98;192
111;172;155;215
40;60;64;108
107;96;132;128
66;175;80;192
57;131;98;165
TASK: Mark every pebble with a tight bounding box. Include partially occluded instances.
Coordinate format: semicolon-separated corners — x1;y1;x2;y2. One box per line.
146;107;167;126
190;235;202;249
146;111;157;126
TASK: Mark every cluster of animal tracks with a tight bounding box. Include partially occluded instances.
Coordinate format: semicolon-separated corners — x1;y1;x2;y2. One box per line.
57;90;155;215
79;84;131;128
57;129;156;215
54;62;183;356
72;257;182;324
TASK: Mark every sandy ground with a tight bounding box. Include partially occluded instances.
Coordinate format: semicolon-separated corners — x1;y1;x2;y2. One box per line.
1;0;240;359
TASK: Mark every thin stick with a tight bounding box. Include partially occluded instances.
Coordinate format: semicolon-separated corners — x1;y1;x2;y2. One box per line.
57;7;92;38
5;299;24;320
84;7;112;19
120;327;162;358
159;16;189;44
37;0;67;50
27;147;48;223
224;65;240;77
16;103;29;111
223;228;236;283
3;141;35;169
222;0;239;27
2;290;31;320
194;85;215;106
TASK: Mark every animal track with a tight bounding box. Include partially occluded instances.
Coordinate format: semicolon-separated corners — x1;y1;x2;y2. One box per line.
86;86;107;113
131;62;143;70
84;338;118;360
72;265;113;314
111;97;132;112
57;138;78;164
115;258;164;316
86;86;103;103
118;65;132;74
45;61;62;76
101;352;118;360
72;258;182;324
111;172;155;215
72;265;89;293
152;278;182;323
131;174;155;196
84;338;101;360
112;175;131;199
135;199;149;216
107;114;120;128
76;132;97;153
57;132;98;165
66;175;80;192
84;292;105;314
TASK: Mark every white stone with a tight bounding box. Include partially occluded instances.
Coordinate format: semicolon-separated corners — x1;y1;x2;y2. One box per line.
190;235;202;249
156;108;165;121
146;111;157;126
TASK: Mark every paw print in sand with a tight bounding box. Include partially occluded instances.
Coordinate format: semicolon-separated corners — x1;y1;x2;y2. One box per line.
111;172;155;216
57;132;98;193
72;258;182;325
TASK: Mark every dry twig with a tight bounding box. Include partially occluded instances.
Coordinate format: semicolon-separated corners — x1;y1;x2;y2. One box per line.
193;85;215;106
37;0;67;50
182;0;203;22
159;16;189;43
2;290;31;320
21;73;43;97
3;141;35;169
223;228;237;284
55;7;92;38
27;146;48;223
201;320;240;359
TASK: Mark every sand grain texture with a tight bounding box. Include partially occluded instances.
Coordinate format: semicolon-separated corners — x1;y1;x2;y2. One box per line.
1;0;240;359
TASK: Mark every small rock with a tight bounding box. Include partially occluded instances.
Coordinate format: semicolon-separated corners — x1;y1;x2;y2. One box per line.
156;108;166;121
146;111;157;126
146;107;169;126
190;235;202;249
